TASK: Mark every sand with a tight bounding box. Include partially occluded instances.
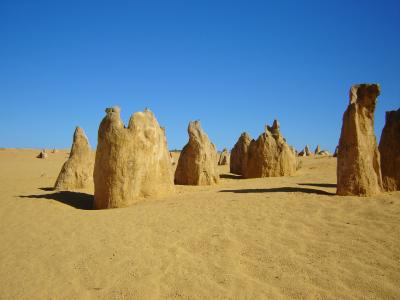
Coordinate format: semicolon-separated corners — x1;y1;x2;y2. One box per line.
0;149;399;299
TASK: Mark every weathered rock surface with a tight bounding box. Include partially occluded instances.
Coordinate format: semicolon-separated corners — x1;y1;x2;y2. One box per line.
174;121;219;185
379;108;400;191
94;107;174;209
337;84;383;196
37;150;48;159
244;120;296;178
54;127;94;190
230;132;251;175
218;148;229;165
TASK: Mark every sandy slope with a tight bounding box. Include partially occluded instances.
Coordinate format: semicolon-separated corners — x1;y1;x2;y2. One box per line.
0;149;399;299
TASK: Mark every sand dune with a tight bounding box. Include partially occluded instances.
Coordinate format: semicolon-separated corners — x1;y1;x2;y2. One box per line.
0;149;399;299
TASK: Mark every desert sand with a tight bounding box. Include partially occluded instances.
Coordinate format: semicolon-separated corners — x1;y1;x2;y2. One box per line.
0;148;399;299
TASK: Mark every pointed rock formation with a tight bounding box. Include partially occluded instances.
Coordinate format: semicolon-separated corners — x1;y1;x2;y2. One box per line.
218;148;230;165
230;132;251;175
37;149;48;159
174;121;219;185
379;108;400;191
305;145;311;156
93;107;174;209
337;84;382;196
244;120;296;178
298;145;311;157
54;127;94;190
333;146;339;157
314;145;321;154
267;119;281;137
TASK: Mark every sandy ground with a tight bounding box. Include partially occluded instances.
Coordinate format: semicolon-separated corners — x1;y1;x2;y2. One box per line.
0;149;399;299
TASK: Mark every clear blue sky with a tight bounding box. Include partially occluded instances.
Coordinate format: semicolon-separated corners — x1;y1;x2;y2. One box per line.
0;0;399;152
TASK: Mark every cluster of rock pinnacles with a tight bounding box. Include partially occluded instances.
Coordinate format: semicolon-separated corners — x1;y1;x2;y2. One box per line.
52;83;399;209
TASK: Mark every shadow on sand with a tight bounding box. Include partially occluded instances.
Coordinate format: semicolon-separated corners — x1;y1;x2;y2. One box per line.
20;188;94;210
219;186;335;196
298;183;337;188
220;173;243;180
39;187;55;191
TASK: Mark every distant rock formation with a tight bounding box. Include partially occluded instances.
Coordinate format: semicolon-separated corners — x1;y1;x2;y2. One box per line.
54;127;94;190
298;149;306;157
37;149;48;159
174;121;219;185
337;84;383;196
51;148;57;154
318;150;330;156
305;145;311;156
230;132;251;175
244;119;296;178
93;107;174;209
379;108;400;191
314;145;321;154
218;148;229;165
298;145;311;157
169;152;176;165
290;146;296;156
333;146;338;157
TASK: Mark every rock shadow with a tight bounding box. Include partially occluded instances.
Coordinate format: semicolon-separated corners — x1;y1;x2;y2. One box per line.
220;173;243;180
219;187;335;196
39;187;55;191
298;183;337;188
20;190;94;210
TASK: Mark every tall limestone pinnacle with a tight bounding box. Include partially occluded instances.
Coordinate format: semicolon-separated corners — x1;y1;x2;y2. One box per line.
337;84;382;196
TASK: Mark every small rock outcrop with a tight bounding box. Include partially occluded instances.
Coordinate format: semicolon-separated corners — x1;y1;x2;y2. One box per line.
218;148;230;165
379;108;400;191
230;132;251;175
37;150;48;159
337;84;383;196
314;145;321;154
174;121;219;185
244;120;296;178
93;107;174;209
54;127;94;190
